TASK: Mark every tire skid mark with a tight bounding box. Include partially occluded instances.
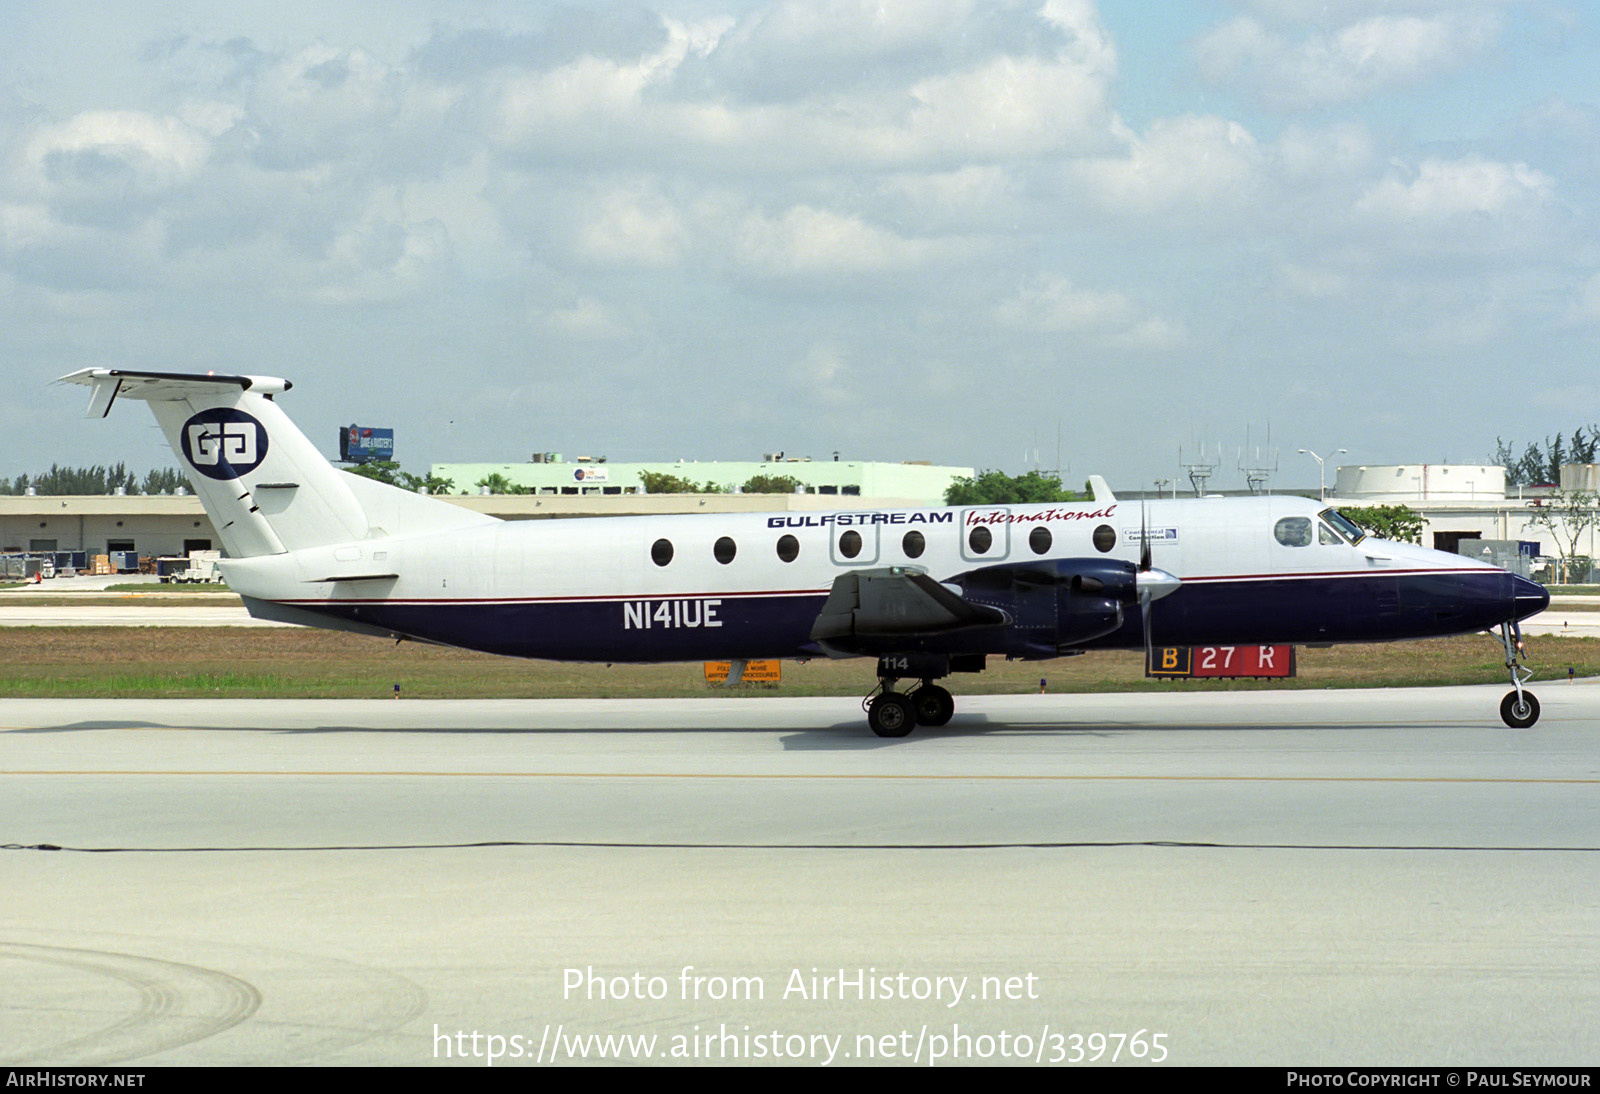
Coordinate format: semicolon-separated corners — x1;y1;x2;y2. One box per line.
1;941;261;1065
3;934;429;1064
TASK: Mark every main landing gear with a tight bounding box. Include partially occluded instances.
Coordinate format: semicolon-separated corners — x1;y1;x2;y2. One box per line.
865;679;955;738
861;653;969;737
1497;620;1540;729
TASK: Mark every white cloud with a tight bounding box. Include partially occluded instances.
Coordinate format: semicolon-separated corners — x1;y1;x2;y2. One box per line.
310;215;451;304
1277;262;1353;300
875;164;1024;234
493;2;1119;170
569;182;690;268
1195;8;1504;108
22;111;209;224
0;199;166;290
1074;115;1263;216
1277;122;1375;179
246;43;406;168
1569;272;1600;326
992;274;1184;349
537;296;624;340
798;340;851;405
1356;157;1554;220
732;204;942;278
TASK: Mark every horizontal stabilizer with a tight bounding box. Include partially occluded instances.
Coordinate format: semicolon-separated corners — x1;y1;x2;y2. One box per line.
61;369;291;415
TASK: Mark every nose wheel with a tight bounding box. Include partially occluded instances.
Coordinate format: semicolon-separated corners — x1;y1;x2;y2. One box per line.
1497;620;1540;728
1500;689;1540;729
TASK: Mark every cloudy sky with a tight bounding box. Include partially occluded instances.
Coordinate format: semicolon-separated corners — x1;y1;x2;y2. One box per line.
4;1;1598;493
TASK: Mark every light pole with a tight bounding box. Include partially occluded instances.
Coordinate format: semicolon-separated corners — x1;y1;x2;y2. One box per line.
1298;448;1346;503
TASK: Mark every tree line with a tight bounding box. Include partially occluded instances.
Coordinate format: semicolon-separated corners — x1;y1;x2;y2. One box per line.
0;464;188;495
472;470;807;495
1493;426;1600;487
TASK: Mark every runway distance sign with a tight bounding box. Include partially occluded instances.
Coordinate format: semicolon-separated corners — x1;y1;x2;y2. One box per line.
1147;645;1296;679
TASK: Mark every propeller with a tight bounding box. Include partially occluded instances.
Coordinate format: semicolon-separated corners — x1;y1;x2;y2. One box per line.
1135;498;1182;670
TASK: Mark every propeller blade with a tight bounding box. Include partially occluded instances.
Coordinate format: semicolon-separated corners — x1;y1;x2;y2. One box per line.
1136;498;1179;668
1141;587;1153;672
1140;500;1152;572
1139;499;1153;665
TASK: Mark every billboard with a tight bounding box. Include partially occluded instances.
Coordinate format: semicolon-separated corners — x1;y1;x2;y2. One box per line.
340;424;395;464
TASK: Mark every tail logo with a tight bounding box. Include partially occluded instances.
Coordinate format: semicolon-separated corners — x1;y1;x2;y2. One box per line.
180;409;269;480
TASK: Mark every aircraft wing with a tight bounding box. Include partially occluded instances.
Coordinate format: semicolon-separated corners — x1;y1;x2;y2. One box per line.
810;555;1167;661
809;566;1011;656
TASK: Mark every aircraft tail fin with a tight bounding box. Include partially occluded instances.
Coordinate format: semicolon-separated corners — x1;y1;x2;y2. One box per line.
59;369;494;558
1087;475;1116;503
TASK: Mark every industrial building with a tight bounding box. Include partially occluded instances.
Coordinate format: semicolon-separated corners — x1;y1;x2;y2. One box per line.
1328;464;1594;580
429;454;972;503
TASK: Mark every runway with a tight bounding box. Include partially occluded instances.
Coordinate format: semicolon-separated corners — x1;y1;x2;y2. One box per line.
1525;596;1600;637
0;603;284;627
3;687;1598;1066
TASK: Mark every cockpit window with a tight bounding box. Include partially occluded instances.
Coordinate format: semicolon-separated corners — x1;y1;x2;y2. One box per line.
1319;522;1342;546
1321;508;1366;546
1274;516;1312;547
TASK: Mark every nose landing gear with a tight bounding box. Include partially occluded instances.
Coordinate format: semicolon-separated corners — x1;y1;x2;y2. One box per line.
1498;620;1540;728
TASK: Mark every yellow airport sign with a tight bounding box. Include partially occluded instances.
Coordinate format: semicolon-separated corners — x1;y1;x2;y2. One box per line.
704;660;782;684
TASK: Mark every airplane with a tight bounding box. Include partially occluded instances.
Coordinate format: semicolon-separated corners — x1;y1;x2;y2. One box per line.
61;368;1551;736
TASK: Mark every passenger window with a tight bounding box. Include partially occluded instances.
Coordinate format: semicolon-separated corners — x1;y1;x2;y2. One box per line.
776;534;799;562
902;530;925;559
651;538;674;566
1093;524;1115;553
714;536;736;564
839;530;863;559
1273;517;1312;547
1028;526;1052;555
968;526;993;554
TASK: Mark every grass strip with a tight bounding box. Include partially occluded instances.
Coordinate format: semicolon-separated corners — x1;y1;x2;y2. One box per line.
1;627;1597;700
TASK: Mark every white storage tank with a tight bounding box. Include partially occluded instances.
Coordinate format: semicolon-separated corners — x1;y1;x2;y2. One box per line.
1333;464;1505;501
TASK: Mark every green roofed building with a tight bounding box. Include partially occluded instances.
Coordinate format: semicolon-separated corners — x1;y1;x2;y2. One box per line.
430;454;974;506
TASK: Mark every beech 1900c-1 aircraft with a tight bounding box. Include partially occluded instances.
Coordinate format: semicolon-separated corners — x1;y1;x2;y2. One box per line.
62;369;1551;736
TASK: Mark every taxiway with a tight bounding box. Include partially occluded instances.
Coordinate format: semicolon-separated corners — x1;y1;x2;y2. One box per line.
3;687;1598;1066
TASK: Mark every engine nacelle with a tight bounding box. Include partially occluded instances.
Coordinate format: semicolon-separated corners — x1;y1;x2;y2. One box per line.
949;557;1138;659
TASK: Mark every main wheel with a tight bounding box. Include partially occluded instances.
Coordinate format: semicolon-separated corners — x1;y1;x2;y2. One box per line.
910;684;954;727
1500;690;1540;729
867;693;917;738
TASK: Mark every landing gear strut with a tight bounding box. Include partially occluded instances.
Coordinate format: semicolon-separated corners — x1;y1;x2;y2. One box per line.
1498;620;1540;729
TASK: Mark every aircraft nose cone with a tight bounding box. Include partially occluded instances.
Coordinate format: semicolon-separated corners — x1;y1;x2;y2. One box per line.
1512;575;1549;620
